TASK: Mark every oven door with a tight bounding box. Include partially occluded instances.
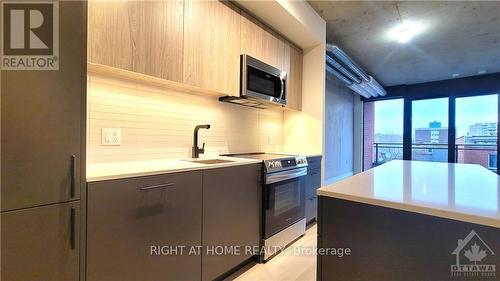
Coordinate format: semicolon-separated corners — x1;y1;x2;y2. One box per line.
264;167;306;238
241;55;287;105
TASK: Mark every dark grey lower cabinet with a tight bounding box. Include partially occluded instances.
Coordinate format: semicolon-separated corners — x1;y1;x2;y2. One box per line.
202;164;261;281
1;201;80;281
87;172;203;281
305;196;318;224
305;156;322;224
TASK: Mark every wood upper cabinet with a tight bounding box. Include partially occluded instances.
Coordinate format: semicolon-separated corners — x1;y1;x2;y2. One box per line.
183;0;241;96
285;43;303;111
88;0;133;71
241;11;285;70
88;0;303;110
88;0;184;82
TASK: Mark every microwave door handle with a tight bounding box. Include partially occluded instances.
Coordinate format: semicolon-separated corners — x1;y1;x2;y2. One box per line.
279;76;285;100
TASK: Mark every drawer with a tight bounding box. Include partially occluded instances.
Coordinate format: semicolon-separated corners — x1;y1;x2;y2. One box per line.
306;156;322;170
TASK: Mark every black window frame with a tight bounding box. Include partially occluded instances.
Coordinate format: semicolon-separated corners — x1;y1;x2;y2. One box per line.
361;73;500;174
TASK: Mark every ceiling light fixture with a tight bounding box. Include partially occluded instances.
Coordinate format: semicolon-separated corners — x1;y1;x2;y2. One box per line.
387;21;426;43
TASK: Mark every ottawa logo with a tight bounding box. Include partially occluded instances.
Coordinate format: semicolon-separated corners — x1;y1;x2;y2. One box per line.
451;230;496;278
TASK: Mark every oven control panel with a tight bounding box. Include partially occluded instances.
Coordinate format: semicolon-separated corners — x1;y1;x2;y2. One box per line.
267;160;282;169
264;156;308;173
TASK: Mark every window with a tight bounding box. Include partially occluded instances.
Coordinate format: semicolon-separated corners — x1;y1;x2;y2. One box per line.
455;94;498;172
489;154;497;170
363;99;404;170
362;93;499;174
412;98;449;162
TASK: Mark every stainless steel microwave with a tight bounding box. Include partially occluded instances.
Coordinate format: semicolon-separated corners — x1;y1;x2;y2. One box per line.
219;54;287;109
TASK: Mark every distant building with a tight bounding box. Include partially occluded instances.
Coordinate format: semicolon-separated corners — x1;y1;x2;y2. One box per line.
413;121;448;162
429;121;441;128
468;122;497;137
415;121;448;144
458;122;498;171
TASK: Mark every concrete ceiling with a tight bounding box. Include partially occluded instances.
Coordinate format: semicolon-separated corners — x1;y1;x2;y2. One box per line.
308;1;500;86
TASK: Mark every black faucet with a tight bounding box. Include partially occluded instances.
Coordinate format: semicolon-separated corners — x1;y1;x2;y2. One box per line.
192;124;211;158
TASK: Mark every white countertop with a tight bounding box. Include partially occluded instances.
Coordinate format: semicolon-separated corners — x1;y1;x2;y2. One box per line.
317;160;500;228
86;156;262;182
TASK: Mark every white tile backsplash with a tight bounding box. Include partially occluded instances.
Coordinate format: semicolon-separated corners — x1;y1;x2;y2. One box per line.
87;73;284;163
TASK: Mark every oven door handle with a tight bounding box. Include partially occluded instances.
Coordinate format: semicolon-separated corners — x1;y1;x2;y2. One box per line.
265;167;307;185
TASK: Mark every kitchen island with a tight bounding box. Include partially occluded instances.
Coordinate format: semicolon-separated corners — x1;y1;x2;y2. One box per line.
317;160;500;281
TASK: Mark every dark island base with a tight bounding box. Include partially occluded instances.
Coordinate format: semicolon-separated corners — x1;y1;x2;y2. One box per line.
317;196;499;281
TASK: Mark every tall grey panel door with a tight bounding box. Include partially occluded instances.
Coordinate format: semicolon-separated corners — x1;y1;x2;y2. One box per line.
1;201;81;281
202;164;262;280
87;172;203;281
0;1;85;211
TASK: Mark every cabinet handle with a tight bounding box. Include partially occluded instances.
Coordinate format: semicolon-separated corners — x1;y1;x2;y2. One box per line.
140;183;174;191
70;155;76;198
70;208;75;250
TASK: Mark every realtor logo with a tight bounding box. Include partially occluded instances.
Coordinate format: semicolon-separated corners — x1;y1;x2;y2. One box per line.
451;230;496;278
1;0;59;70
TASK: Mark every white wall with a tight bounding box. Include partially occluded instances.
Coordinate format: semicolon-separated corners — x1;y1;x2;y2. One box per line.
284;43;325;156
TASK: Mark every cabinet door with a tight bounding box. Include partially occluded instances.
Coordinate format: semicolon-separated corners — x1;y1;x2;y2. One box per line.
285;43;303;111
241;11;285;69
1;201;80;281
1;1;83;211
87;172;202;281
305;197;318;225
88;0;133;71
306;166;321;223
88;0;184;82
306;168;321;199
130;0;184;81
183;0;241;95
202;164;261;281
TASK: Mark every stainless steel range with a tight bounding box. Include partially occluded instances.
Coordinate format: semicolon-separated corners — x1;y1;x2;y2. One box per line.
223;153;308;261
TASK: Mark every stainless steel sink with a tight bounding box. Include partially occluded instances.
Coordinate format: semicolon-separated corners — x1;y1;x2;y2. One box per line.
186;159;235;165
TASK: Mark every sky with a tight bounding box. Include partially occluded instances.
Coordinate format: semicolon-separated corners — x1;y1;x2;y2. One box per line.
373;94;498;138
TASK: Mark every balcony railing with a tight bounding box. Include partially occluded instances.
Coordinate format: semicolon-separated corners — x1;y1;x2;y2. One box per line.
371;142;498;171
372;142;403;166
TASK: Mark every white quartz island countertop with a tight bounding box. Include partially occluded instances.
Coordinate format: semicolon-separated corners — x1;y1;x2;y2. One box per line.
87;156;262;182
317;160;500;228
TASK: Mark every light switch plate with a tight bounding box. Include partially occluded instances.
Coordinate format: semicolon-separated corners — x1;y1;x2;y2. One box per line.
101;128;121;146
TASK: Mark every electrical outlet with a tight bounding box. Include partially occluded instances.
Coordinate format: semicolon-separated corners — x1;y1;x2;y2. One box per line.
101;128;121;146
268;135;273;145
